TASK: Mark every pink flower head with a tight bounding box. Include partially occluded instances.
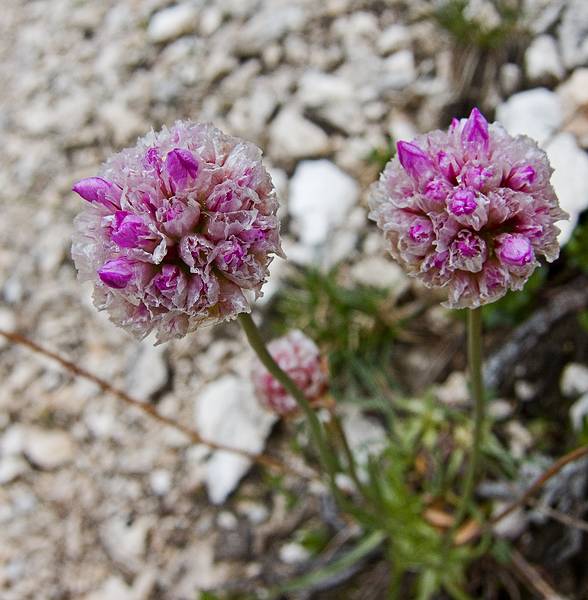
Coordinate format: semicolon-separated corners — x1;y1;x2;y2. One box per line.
72;121;283;342
251;330;328;416
369;108;568;308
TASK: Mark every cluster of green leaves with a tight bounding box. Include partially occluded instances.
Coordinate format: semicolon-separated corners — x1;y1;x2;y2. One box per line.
270;265;402;398
433;0;524;50
271;394;515;599
366;135;395;173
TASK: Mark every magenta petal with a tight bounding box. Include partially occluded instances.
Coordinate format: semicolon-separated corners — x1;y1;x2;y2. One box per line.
449;188;477;215
461;108;489;155
498;234;534;266
72;177;121;209
144;147;163;172
165;148;199;187
111;211;152;248
98;258;134;289
507;165;536;190
396;141;433;180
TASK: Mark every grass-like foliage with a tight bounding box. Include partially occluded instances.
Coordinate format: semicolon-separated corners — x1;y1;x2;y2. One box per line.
270;265;402;398
433;0;524;50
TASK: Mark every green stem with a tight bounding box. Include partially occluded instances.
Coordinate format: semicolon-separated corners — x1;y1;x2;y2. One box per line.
329;408;367;499
453;307;485;529
387;544;403;600
238;313;340;494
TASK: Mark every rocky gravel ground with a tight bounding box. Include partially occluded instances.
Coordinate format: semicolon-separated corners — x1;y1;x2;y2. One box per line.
1;0;588;598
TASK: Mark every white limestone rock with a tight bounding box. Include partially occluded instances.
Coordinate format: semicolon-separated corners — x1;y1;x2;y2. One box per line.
148;4;199;43
570;393;588;432
23;428;75;470
350;256;409;298
126;343;169;401
545;132;588;244
557;69;588;147
269;107;330;161
297;70;355;108
558;0;588;69
495;88;562;145
525;35;564;83
561;363;588;397
340;405;387;467
496;89;588;244
195;375;277;504
377;24;411;55
235;5;306;56
288;160;359;248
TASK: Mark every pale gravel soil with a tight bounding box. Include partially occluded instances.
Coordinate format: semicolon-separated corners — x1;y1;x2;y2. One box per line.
0;0;584;598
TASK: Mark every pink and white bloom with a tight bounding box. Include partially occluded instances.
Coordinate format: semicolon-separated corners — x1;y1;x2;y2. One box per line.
368;108;568;308
251;330;328;416
72;121;283;342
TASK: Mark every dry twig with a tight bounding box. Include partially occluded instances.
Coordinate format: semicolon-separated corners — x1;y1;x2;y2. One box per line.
510;549;569;600
0;328;315;480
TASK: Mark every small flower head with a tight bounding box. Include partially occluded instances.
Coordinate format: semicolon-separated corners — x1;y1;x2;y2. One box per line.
72;121;283;342
368;108;568;308
251;330;328;416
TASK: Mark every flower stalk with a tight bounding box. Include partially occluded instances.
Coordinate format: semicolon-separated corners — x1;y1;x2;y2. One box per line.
238;314;342;495
454;307;485;529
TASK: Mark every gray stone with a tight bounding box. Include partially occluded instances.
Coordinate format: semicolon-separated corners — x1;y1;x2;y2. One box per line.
377;25;411;55
279;542;311;564
288;160;359;249
557;69;588;147
570;394;588;432
149;469;172;496
195;375;277;504
147;4;199;43
381;50;416;90
269;107;330;160
545;132;588;244
435;371;470;406
100;516;153;573
558;0;588;69
23;428;75;470
236;5;306;56
561;363;588;397
341;405;387;467
495;88;563;145
0;456;28;484
98;101;147;146
350;256;409;297
499;63;521;95
126;343;169;401
492;502;528;539
525;35;564;83
297;70;354;108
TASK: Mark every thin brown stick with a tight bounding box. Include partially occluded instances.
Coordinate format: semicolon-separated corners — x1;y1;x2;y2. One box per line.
456;444;588;545
0;328;313;480
527;498;588;534
490;445;588;527
510;549;569;600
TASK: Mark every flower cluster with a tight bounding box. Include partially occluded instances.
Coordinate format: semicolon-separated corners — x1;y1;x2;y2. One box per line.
368;108;567;308
251;330;328;416
72;121;283;342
